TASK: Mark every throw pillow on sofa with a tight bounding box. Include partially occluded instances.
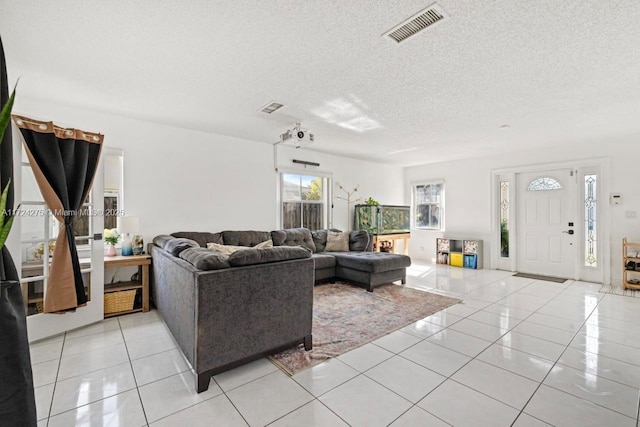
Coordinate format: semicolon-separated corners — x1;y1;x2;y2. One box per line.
152;235;175;251
179;248;230;270
165;237;200;256
207;242;250;255
325;231;350;252
271;228;317;253
207;239;273;255
171;231;223;248
254;239;273;249
349;230;371;251
311;230;328;252
227;246;312;267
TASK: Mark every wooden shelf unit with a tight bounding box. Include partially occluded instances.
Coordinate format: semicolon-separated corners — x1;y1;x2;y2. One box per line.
21;259;91;315
622;238;640;290
103;254;151;317
372;233;410;255
436;238;483;269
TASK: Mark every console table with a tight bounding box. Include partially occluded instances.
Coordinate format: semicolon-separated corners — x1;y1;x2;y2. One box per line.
104;254;151;317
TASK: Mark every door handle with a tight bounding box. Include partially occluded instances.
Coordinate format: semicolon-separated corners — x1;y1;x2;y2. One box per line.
562;230;574;235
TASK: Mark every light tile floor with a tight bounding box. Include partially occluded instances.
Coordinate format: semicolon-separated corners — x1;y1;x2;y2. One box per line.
30;260;640;426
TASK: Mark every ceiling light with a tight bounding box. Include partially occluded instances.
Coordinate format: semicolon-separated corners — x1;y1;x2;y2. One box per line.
259;102;284;114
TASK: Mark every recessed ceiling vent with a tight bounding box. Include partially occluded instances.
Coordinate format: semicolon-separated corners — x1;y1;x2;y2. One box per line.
259;102;284;114
384;4;447;43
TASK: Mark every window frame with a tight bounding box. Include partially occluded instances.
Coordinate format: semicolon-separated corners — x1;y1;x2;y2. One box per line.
278;171;331;230
412;181;445;231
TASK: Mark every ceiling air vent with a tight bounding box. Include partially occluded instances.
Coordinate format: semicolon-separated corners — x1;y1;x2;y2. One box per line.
259;102;284;114
384;4;447;43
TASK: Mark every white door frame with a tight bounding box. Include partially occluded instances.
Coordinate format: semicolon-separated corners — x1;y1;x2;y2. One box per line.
490;157;610;285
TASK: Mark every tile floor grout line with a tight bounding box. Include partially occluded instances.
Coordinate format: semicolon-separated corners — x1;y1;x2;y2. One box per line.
117;316;151;427
385;282;547;424
416;272;602;422
43;332;67;425
511;292;614;425
374;281;595;424
636;389;640;426
42;332;66;427
431;278;581;425
212;375;252;427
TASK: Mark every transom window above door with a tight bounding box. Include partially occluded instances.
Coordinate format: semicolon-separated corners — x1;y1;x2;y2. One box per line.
527;177;562;191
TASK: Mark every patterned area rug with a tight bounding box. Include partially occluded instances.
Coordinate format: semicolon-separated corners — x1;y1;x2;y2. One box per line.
269;282;461;375
599;285;640;298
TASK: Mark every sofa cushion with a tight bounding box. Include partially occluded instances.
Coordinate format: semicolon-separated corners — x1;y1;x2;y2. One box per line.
271;228;317;253
331;251;411;273
222;230;271;247
164;237;200;256
152;235;175;250
325;231;349;252
311;230;328;252
227;246;312;267
312;253;336;270
179;248;230;270
349;230;370;252
171;232;223;248
206;242;251;255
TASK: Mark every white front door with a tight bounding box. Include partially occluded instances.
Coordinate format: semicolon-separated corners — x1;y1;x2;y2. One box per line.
516;169;577;279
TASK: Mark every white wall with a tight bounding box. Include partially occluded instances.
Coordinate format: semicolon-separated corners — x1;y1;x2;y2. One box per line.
404;138;640;283
13;96;404;247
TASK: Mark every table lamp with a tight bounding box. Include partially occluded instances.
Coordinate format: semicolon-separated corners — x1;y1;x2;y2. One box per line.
117;216;139;256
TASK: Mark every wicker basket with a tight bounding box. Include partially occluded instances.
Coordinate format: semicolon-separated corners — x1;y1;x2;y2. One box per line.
104;290;136;314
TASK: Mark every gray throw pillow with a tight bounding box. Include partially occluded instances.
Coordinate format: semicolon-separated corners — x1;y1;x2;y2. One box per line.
227;246;312;267
311;230;328;252
325;231;350;252
164;237;200;256
271;228;317;253
171;231;223;248
179;248;230;270
349;230;370;252
152;235;174;250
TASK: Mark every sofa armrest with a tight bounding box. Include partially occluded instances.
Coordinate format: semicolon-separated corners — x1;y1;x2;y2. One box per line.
194;258;314;373
150;245;199;366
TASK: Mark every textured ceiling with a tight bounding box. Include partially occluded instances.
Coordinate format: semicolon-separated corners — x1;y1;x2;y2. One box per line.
1;0;640;166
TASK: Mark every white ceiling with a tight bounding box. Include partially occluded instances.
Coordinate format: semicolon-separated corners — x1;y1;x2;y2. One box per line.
2;0;640;166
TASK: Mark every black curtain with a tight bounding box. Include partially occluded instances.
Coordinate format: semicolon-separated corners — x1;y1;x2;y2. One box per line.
15;117;102;313
0;36;37;427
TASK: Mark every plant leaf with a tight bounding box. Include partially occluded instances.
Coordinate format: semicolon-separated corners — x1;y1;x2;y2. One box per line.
0;84;17;140
0;214;15;249
0;179;10;224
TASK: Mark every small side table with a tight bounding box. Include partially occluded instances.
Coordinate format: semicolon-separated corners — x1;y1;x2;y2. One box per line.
104;254;151;317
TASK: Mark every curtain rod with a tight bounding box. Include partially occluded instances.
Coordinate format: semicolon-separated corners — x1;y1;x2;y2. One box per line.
12;115;103;143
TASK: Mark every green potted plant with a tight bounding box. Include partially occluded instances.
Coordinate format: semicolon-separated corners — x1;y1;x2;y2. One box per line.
0;86;16;250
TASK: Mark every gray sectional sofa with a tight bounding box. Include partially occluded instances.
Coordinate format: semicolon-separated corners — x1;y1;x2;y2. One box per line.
150;228;411;393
